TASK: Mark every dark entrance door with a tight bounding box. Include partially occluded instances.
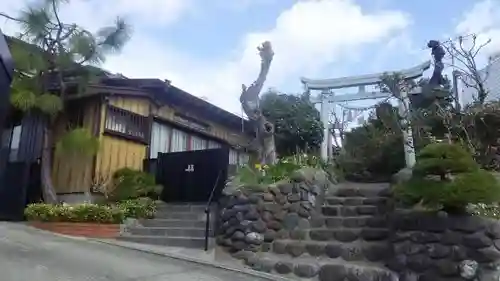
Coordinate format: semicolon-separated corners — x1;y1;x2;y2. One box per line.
157;148;229;203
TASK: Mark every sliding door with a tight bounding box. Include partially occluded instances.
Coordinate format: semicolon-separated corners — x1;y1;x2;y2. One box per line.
150;122;171;158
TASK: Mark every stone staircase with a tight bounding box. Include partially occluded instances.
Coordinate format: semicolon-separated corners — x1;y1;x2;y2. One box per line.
234;183;399;281
118;202;216;249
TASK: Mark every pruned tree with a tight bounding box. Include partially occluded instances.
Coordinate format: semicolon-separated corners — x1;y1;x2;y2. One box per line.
1;0;132;203
441;34;492;104
240;41;276;165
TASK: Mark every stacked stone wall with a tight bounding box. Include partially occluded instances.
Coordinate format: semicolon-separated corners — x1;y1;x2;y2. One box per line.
217;168;330;253
388;210;500;280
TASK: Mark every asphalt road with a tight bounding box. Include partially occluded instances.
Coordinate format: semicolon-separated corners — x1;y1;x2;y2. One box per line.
0;222;264;281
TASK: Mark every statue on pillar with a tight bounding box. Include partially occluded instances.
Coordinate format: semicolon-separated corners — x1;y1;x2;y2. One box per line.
427;40;446;87
239;41;277;165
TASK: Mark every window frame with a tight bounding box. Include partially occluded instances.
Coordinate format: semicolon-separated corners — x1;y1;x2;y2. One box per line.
104;105;148;143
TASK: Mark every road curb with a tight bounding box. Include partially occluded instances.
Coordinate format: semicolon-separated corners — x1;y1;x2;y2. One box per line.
22;223;293;281
92;239;294;281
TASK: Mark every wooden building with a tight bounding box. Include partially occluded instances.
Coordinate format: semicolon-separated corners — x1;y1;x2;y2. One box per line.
1;76;253;204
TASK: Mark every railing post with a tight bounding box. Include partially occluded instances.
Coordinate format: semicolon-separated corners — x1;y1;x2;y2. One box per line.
204;171;222;251
204;209;210;251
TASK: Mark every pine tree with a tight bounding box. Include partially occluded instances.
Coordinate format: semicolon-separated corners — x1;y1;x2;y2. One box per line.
1;0;132;203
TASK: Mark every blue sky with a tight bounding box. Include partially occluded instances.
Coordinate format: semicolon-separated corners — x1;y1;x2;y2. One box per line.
1;0;499;118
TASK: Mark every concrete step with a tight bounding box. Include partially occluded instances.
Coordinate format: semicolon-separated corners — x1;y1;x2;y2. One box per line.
231;251;397;280
333;183;391;198
314;215;389;229
117;235;213;249
153;211;205;220
155;203;207;213
127;227;209;237
139;219;206;228
325;196;389;206
322;205;390;217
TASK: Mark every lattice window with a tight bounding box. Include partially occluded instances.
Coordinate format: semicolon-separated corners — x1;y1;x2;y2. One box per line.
105;105;147;141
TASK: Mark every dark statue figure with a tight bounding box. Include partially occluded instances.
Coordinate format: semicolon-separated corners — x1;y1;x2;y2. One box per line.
428;40;446;87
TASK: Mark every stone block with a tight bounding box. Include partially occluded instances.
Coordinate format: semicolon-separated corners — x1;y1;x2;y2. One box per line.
294;263;320;278
231;250;255;261
318;264;347;281
251;258;275;273
310;229;333;241
325;243;342;258
360;228;389;241
263;229;276;242
322;206;339;216
283;213;300;230
272;240;287;254
363;243;393;262
278;183;293;194
340;245;363;261
290;229;308;240
462;232;493;248
333;229;360;242
306;243;325;257
275;261;294;274
325;217;342;228
342;217;367;228
339;206;358;216
286;242;306;257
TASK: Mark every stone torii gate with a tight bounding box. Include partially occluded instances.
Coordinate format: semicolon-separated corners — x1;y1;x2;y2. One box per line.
302;61;431;168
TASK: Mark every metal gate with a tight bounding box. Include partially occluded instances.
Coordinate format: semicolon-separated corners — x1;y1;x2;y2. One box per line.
0;162;41;221
156;148;229;203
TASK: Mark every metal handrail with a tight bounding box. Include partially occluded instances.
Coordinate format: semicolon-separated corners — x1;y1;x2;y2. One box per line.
204;170;221;251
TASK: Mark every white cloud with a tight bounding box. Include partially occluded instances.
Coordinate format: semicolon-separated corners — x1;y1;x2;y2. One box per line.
455;0;500;58
107;0;411;115
1;0;411;115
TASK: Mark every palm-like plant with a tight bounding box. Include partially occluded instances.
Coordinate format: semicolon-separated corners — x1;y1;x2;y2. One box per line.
1;0;132;203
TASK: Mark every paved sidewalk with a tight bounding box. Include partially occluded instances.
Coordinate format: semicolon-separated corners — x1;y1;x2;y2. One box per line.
92;238;293;281
0;222;286;281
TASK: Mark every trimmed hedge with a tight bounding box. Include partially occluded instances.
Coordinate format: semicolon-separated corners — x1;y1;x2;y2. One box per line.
394;143;500;213
25;198;157;223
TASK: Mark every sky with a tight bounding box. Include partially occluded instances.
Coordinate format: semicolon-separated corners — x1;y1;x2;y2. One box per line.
1;0;500;119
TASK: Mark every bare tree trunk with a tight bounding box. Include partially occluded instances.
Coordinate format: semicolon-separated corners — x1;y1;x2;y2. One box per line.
240;41;276;165
41;126;58;204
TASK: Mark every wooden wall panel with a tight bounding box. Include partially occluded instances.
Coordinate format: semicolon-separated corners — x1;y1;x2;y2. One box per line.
94;136;146;180
52;100;100;193
108;96;149;116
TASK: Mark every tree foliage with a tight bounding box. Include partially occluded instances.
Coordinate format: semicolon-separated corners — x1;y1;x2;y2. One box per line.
2;0;132;203
338;102;405;181
260;90;324;157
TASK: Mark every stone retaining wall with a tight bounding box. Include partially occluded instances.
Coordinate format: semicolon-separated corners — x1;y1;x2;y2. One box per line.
216;168;333;253
388;210;500;280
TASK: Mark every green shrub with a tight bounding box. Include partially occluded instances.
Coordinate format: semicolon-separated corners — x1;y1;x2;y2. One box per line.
115;197;156;219
109;168;162;201
413;142;479;179
24;203;125;223
395;143;500;213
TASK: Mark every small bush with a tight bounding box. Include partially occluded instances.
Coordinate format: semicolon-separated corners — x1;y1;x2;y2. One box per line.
24;203;125;224
413;143;478;178
109;168;162;201
395;143;500;213
115;197;156;219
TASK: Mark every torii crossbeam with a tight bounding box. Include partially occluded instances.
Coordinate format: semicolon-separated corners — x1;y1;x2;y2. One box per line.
302;61;431;168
